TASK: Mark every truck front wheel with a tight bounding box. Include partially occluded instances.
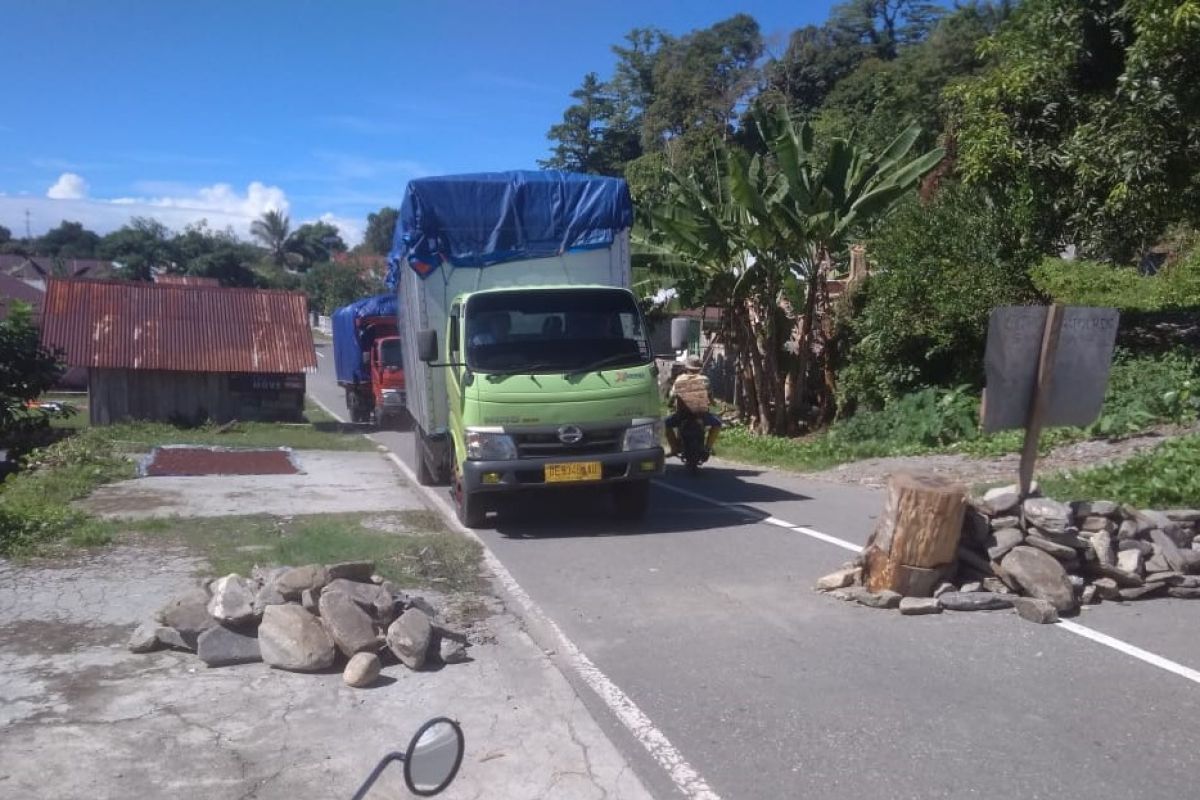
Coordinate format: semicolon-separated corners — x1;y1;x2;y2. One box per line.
612;481;651;520
452;461;488;529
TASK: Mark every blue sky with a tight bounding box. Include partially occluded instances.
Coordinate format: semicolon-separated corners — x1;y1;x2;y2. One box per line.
1;1;834;244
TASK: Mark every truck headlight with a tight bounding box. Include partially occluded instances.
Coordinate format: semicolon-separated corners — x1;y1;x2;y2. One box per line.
621;421;664;452
465;430;518;461
381;389;402;404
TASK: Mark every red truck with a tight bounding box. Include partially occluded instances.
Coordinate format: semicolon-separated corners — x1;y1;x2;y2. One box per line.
331;294;406;428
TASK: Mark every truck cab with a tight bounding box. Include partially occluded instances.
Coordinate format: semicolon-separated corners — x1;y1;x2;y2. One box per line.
370;334;406;426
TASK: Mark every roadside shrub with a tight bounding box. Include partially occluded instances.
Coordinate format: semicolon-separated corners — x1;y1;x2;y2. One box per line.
1032;253;1200;311
1042;435;1200;507
1092;349;1200;437
838;185;1039;411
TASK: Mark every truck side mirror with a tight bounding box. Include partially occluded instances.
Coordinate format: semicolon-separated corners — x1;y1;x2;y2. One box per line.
417;329;438;363
670;317;696;351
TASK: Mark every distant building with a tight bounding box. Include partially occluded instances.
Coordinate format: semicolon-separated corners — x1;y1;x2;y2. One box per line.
40;279;317;424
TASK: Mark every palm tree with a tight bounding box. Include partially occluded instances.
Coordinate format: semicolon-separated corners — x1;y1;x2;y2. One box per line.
250;210;292;267
639;103;944;434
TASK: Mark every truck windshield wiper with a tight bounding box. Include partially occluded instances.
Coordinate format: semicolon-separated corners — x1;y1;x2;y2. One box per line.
482;363;564;377
566;353;642;376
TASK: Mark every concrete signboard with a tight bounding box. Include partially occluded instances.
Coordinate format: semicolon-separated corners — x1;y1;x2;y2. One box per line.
983;306;1120;433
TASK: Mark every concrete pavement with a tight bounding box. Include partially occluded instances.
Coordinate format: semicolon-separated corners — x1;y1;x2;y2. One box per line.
310;341;1200;800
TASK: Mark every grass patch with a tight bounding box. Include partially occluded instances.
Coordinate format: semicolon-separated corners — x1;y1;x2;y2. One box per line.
125;511;484;592
1041;435;1200;508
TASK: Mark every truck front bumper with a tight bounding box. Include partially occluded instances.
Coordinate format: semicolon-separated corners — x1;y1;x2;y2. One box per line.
461;447;664;494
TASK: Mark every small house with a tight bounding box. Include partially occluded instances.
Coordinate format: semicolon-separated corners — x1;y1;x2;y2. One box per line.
40;278;317;424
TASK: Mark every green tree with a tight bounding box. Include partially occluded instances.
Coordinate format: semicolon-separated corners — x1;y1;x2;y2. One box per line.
949;0;1200;261
0;225;10;246
250;210;292;266
97;217;175;281
541;73;623;174
831;0;944;60
286;221;346;270
301;261;382;315
760;25;869;116
640;104;943;433
36;220;100;259
364;207;400;255
0;303;64;443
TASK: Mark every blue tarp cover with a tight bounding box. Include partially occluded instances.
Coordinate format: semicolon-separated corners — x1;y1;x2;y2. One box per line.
331;294;399;384
387;170;633;285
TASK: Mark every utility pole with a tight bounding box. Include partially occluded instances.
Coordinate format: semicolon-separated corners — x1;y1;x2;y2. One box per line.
25;208;32;240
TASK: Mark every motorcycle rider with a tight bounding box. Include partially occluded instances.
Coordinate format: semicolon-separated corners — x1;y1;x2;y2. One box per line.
665;354;721;458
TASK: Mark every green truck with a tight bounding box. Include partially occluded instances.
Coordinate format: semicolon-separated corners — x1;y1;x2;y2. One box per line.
391;171;664;527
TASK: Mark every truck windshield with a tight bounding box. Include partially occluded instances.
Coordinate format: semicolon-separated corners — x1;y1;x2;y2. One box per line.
378;339;403;369
465;288;651;374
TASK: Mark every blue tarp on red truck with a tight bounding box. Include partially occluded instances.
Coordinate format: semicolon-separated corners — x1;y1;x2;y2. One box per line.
331;294;399;384
386;170;633;287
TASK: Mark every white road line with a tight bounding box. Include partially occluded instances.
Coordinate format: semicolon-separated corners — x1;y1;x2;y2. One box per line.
307;392;722;800
315;351;325;358
1056;620;1200;685
654;480;862;553
655;473;1200;687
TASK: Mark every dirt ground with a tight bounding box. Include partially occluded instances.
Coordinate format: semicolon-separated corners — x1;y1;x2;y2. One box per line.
81;450;427;518
0;544;651;800
794;425;1193;489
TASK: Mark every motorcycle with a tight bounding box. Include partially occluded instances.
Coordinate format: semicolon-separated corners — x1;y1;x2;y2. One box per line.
675;406;710;475
351;717;465;798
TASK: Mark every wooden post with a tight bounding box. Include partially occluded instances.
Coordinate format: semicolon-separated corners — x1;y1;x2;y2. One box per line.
1018;304;1065;498
862;472;967;596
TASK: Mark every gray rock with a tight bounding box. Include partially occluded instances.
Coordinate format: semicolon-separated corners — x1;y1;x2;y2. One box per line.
1012;596;1060;624
1167;587;1200;599
155;588;214;650
156;626;189;650
1093;577;1121;600
1181;550;1200;573
252;582;286;616
301;588;319;614
1000;546;1078;614
857;590;903;609
250;564;287;587
327;561;376;582
960;581;984;593
370;573;385;584
1080;516;1116;534
1074;500;1119;518
387;608;433;670
1131;509;1188;545
258;604;336;671
982;485;1021;516
343;652;381;687
128;622;162;653
939;591;1013;611
982;577;1012;594
197;624;261;667
325;578;395;624
1081;585;1100;605
1149;530;1187;572
274;564;330;600
990;515;1021;532
988;528;1025;561
319;589;380;657
829;586;869;602
1144;571;1184;586
1068;574;1086;594
1023;497;1071;534
899;597;943;615
1117;539;1154;556
1176;575;1200;588
1088;531;1116;567
406;594;439;619
1117;549;1144;576
1025;534;1078;560
1165;509;1200;523
1119;583;1167;601
206;574;256;624
438;637;470;663
1092;562;1144;588
816;567;861;591
933;582;956;598
1117;520;1139;541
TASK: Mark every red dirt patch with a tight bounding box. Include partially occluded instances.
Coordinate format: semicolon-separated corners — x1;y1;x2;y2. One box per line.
145;448;297;477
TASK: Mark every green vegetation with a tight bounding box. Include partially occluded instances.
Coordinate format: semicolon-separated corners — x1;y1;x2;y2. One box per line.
1043;436;1200;508
1033;254;1200;311
126;512;484;591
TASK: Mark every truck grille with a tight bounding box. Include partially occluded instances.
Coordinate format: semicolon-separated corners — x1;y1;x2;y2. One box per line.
512;428;622;458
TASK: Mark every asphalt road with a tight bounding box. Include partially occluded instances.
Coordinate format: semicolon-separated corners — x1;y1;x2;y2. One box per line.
309;342;1200;800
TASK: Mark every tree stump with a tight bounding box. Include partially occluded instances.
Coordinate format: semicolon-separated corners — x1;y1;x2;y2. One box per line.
862;472;967;596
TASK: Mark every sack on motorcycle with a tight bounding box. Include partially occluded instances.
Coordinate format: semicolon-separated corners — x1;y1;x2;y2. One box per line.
674;380;711;415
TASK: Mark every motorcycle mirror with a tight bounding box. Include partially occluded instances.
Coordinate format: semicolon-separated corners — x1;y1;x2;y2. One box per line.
404;717;465;796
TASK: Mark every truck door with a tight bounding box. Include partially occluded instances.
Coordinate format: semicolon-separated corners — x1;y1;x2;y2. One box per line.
445;303;466;461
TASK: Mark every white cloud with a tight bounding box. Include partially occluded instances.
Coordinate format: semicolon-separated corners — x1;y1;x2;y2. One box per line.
47;172;88;199
304;212;364;247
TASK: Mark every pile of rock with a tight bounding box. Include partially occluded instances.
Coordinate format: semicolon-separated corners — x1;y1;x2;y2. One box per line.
129;560;471;687
817;486;1200;623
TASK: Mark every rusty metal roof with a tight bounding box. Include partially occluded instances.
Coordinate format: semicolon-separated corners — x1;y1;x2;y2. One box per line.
153;274;222;286
41;279;317;374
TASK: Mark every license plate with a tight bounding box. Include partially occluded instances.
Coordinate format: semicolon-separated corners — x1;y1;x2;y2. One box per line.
544;461;602;483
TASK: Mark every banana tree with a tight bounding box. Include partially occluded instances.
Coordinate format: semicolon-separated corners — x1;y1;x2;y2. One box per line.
638;103;943;434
